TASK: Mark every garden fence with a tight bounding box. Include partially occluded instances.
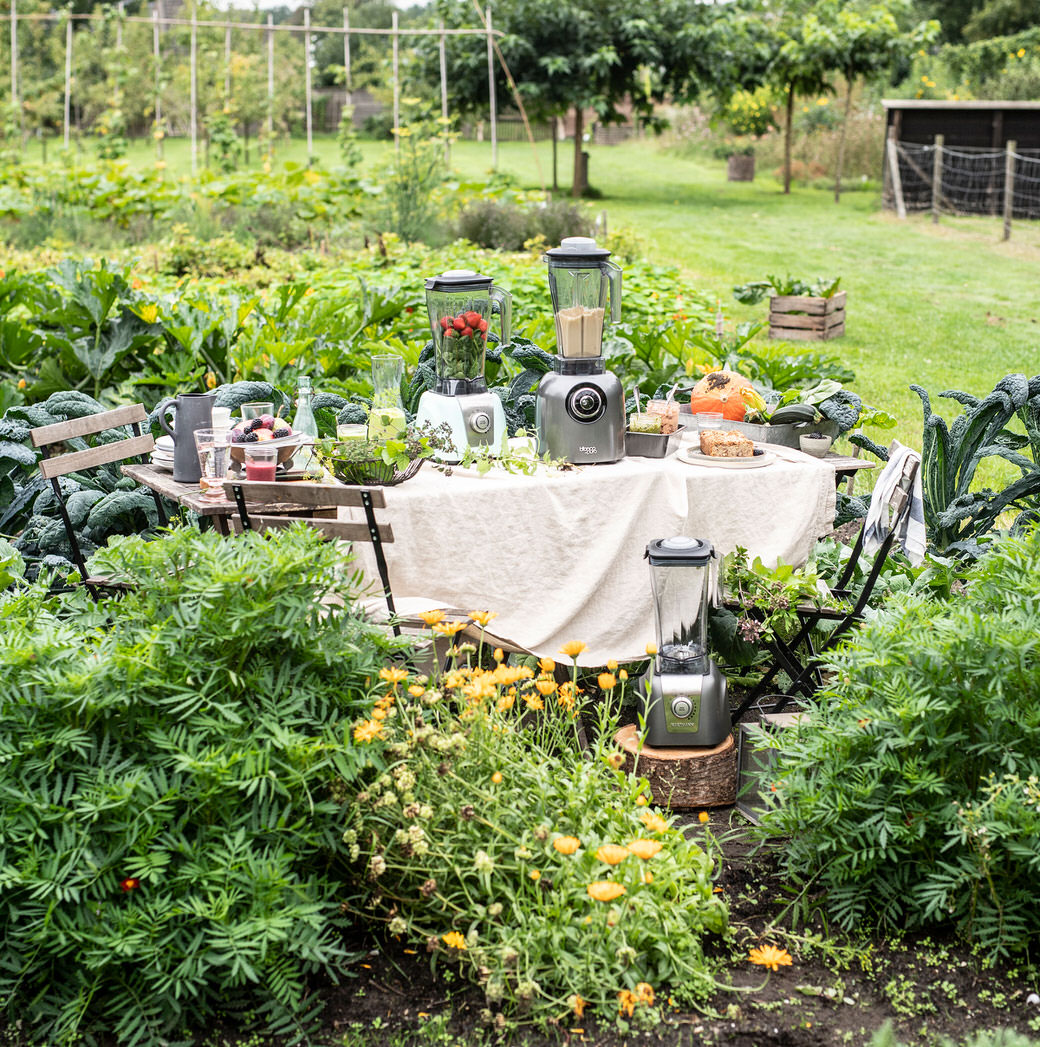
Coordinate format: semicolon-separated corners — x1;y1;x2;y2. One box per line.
883;131;1040;239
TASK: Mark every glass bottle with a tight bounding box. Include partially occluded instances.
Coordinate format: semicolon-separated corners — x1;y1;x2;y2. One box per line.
367;354;407;443
291;375;321;475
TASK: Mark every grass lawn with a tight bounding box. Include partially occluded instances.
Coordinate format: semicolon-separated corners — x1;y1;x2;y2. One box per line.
22;132;1040;450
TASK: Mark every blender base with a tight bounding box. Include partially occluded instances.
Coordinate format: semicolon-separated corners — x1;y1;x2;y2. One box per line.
414;390;506;464
642;663;730;748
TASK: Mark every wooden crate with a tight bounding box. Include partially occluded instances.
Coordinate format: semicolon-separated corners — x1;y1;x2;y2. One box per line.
768;289;846;341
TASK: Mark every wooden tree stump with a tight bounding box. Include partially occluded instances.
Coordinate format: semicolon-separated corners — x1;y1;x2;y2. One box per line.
615;725;736;809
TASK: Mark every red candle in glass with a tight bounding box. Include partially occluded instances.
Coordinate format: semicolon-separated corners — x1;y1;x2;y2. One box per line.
245;460;277;481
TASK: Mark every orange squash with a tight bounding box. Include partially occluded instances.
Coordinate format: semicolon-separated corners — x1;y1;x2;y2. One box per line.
687;370;755;421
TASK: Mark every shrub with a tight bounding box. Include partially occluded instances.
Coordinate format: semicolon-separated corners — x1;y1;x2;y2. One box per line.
0;525;401;1046
456;198;593;251
344;646;729;1026
756;527;1040;956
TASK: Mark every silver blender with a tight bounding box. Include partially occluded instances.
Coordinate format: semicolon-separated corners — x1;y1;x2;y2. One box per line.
414;270;511;463
642;537;730;748
535;238;625;464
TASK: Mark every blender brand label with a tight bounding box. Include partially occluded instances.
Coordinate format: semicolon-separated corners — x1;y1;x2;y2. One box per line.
579;445;598;455
664;694;702;733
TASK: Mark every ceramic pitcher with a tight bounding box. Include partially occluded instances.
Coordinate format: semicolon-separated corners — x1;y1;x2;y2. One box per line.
155;392;215;483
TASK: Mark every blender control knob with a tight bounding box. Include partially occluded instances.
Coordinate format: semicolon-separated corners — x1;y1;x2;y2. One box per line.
566;385;605;423
469;411;492;434
671;696;694;720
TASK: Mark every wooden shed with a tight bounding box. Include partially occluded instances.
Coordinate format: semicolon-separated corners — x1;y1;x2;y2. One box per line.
882;99;1040;151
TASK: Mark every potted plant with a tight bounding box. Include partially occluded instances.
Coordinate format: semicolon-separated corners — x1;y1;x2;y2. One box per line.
714;138;756;182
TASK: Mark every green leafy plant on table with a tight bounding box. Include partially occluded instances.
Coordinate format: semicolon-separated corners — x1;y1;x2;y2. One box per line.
344;631;729;1028
0;524;403;1046
754;526;1040;958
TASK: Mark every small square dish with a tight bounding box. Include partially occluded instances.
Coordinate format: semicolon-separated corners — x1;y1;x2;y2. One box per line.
625;424;686;459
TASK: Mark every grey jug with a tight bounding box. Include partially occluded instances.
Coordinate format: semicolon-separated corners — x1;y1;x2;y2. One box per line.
155;392;215;483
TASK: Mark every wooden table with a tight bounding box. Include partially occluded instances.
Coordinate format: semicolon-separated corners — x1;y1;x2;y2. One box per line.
122;463;238;534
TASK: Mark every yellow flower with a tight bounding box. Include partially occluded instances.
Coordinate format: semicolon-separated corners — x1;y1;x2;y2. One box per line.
559;640;587;659
606;752;625;771
636;983;655;1006
371;707;387;721
606;659;618;671
535;678;557;696
524;693;545;711
442;931;467;950
598;672;616;691
433;621;466;637
353;719;383;743
491;771;502;784
493;647;504;662
17;378;26;390
529;869;541;881
1018;48;1026;58
417;609;445;626
595;844;630;866
635;794;648;807
587;881;626;902
618;989;637;1017
619;669;628;681
469;610;497;626
379;666;409;686
748;944;793;972
496;692;515;712
553;835;580;855
640;811;670;834
408;684;425;698
538;657;555;673
645;643;657;656
627;839;663;860
698;811;710;824
570;995;586;1018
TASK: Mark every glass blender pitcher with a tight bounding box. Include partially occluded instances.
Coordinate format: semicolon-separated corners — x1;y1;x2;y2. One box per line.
368;354;407;443
544;237;622;359
641;536;729;748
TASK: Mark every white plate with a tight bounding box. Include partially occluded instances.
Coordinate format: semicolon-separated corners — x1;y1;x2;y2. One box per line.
149;457;174;472
676;446;775;470
155;435;174;451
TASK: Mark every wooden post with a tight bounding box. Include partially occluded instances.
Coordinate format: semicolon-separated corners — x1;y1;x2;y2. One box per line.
343;8;351;105
438;19;449;164
486;5;497;169
931;133;943;224
63;16;72;148
391;10;399;153
1003;139;1016;242
10;0;20;136
224;23;232;108
304;7;313;161
886;127;905;219
267;13;274;150
116;1;123;50
152;8;162;160
190;1;198;174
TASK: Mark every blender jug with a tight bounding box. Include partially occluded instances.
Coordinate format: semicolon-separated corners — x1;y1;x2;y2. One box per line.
424;270;511;393
647;536;714;676
544;237;622;359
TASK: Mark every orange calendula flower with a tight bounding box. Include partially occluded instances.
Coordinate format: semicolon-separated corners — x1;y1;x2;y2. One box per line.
635;983;654;1006
617;989;637;1017
698;811;710;824
354;719;384;743
535;678;557;696
418;609;445;626
640;811;670;834
442;931;467;950
635;794;648;807
491;771;502;784
587;881;626;902
496;692;515;712
645;643;658;656
538;657;555;673
131;277;144;289
529;869;541;881
627;839;663;860
408;684;425;698
606;752;625;771
524;693;545;712
570;995;586;1018
606;659;618;671
598;672;617;691
469;610;497;626
433;621;466;637
493;647;504;662
748;944;793;972
619;669;628;681
379;666;409;686
595;844;630;866
553;835;581;855
559;640;587;659
205;371;217;390
370;707;387;721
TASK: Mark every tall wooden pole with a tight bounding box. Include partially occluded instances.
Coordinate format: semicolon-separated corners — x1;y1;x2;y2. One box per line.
190;1;198;173
438;19;449;165
886;127;906;219
391;10;399;154
153;7;163;161
304;7;313;160
343;8;351;105
267;13;274;151
63;17;72;148
931;133;943;224
10;0;20;136
1003;140;1016;242
486;5;496;169
116;1;123;50
224;23;232;107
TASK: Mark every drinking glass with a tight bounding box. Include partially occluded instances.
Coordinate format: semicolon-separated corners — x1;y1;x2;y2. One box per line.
240;401;274;422
694;412;724;432
244;444;279;482
194;428;229;501
337;423;368;443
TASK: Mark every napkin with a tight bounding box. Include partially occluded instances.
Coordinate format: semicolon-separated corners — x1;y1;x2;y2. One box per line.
862;441;926;565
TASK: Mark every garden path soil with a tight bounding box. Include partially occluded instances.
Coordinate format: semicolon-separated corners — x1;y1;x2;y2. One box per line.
310;811;1040;1047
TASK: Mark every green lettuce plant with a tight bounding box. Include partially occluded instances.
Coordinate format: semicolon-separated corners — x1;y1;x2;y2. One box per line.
0;525;401;1046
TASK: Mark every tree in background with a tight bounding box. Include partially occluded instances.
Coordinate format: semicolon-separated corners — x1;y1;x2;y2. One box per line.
912;0;1035;42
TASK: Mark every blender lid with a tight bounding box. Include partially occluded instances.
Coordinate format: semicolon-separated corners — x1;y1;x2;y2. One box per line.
645;536;714;566
425;269;493;291
544;237;612;263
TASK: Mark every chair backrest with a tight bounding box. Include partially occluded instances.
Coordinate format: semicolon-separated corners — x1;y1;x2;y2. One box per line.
223;478;399;630
31;404;167;592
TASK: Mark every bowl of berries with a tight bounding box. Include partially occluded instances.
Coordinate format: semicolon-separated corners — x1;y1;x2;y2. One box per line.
227;413;302;467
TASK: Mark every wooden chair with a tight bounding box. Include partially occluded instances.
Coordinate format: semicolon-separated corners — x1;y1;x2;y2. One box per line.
31;403;168;599
730;450;921;722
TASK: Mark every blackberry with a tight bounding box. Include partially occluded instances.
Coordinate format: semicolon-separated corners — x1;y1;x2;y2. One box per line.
272;427;291;439
245;418;264;433
240;431;259;443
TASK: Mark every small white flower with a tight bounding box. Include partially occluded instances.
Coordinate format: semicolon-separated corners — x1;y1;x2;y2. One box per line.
474;850;495;874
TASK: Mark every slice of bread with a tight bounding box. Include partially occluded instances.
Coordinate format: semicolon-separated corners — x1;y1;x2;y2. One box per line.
700;429;754;457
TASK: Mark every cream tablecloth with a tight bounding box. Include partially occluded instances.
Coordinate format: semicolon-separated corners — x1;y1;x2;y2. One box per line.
347;436;836;666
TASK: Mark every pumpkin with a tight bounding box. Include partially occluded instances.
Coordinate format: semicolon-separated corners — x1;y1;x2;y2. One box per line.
687;370;755;421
